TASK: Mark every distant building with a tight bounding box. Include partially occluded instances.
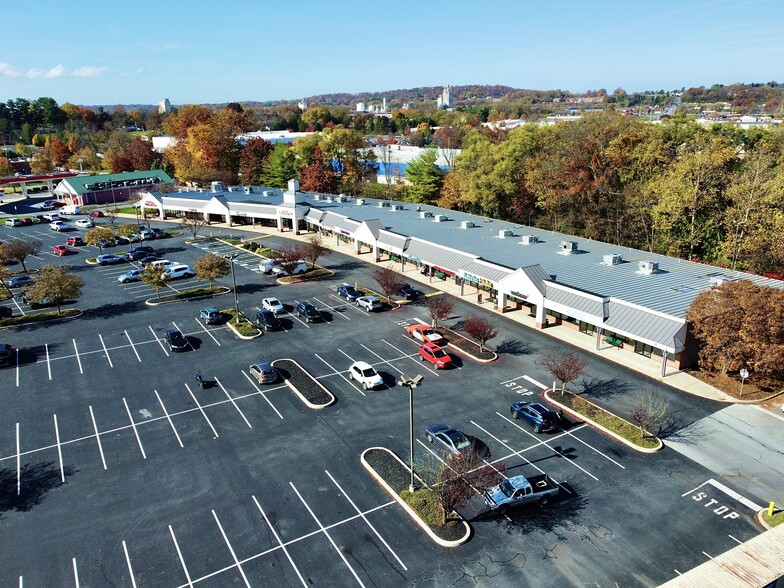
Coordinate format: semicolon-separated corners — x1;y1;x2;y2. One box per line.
158;98;172;114
437;86;453;109
298;98;308;110
356;102;366;113
370;145;459;183
382;97;387;112
53;170;173;206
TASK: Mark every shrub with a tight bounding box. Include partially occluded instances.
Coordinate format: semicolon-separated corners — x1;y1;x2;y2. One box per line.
401;488;445;526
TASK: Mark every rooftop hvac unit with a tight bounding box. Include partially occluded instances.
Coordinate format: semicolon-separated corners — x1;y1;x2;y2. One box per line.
603;254;623;266
710;275;739;286
313;194;321;200
420;210;433;219
460;220;475;229
211;181;224;192
355;198;365;205
334;195;344;203
520;235;539;245
325;196;333;203
378;201;390;208
638;260;659;275
433;214;448;222
262;191;272;197
243;187;252;194
499;228;513;238
392;204;403;211
559;240;578;254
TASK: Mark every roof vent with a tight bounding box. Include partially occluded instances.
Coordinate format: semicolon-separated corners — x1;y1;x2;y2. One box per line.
355;198;365;205
559;240;578;254
434;214;448;222
499;228;514;238
710;275;739;286
520;235;539;245
420;210;433;219
602;254;623;266
638;260;659;275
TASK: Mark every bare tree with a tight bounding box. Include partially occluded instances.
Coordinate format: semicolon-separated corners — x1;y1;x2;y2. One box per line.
181;215;208;240
271;243;304;276
373;266;405;303
536;349;588;391
2;239;41;272
630;391;669;438
300;234;330;268
105;207;119;227
425;296;454;328
462;315;499;352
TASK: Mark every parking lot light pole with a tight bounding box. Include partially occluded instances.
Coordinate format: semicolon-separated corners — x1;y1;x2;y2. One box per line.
224;253;240;322
398;374;424;493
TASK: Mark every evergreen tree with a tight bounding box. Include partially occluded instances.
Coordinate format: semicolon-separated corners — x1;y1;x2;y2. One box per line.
405;146;446;204
260;143;296;188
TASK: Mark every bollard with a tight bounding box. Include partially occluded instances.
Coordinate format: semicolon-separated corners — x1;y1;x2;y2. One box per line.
769;501;776;517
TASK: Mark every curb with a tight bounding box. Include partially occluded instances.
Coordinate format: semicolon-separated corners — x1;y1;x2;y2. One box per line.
544;390;663;454
0;309;83;329
144;287;231;307
360;447;471;547
273;358;335;409
445;342;498;363
225;320;261;340
756;510;775;530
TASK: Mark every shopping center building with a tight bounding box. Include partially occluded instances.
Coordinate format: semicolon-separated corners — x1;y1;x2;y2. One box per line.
137;179;784;377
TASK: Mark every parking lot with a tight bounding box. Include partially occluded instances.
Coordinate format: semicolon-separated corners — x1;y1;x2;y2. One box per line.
0;220;769;586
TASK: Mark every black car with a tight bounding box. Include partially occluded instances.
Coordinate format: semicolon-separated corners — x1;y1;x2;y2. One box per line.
510;401;559;433
151;228;167;238
0;307;12;319
398;283;422;300
163;329;189;352
255;309;282;331
336;283;361;301
0;343;12;367
126;247;155;261
296;300;321;323
138;255;159;265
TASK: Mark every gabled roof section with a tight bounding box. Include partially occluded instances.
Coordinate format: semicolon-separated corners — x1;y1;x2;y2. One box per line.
518;264;551;296
62;170;173;195
604;299;687;352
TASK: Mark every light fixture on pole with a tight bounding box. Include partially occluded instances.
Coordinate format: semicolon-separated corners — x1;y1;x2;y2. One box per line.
398;373;424;493
224;253;240;322
77;158;83;173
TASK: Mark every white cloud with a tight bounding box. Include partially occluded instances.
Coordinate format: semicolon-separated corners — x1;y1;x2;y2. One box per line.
120;68;147;77
72;66;107;78
0;62;21;78
26;64;65;79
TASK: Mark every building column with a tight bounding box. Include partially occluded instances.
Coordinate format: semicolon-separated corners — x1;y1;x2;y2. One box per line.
535;304;547;329
354;240;360;254
499;292;508;313
21;183;28;198
660;354;668;378
595;327;603;350
46;180;54;192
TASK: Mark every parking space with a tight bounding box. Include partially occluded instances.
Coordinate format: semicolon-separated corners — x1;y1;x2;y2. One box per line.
0;234;772;586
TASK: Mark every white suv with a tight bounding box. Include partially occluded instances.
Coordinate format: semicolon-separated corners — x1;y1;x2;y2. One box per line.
49;220;67;231
348;361;384;390
161;264;194;280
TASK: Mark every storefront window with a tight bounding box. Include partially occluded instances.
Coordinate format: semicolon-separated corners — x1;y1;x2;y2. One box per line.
579;321;596;335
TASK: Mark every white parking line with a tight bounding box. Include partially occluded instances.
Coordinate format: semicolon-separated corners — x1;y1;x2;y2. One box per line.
470;420;572;494
195;318;221;346
124;330;142;362
53;414;65;482
312;296;350;320
171;321;196;352
15;348;19;387
123;398;147;459
122;540;138;588
496;413;599;480
16;423;20;495
289;482;366;587
45;343;52;380
325;469;408;571
522;374;547;390
381;338;439;377
149;326;170;356
155;390;184;447
314;353;366;396
214;377;252;428
169;525;194;588
184;383;219;438
252;496;307;587
538;415;626;469
72;558;80;588
98;334;113;368
89;405;108;470
416;439;487;499
72;339;83;374
240;371;284;419
212;510;251;588
360;344;405;375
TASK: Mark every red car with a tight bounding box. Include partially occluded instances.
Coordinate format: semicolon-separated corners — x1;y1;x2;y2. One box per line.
419;343;452;369
53;245;72;256
66;236;85;246
89;210;104;218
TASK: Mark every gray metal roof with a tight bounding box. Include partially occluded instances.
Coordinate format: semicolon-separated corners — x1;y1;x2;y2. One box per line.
305;209;324;223
460;259;514;283
545;282;605;318
518;265;552;296
309;198;784;319
604;300;686;351
404;238;478;270
362;218;385;239
377;230;408;254
229;203;277;216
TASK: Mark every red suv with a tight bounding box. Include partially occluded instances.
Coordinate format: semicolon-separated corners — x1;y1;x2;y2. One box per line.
66;236;85;246
53;245;72;256
419;343;452;369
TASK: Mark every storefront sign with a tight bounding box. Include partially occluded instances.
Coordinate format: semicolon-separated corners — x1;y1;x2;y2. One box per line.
143;200;157;207
460;271;479;283
510;290;528;300
339;229;351;236
433;266;455;277
279;209;293;217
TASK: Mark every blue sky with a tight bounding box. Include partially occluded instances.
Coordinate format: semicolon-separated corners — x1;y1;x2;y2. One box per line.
2;0;782;106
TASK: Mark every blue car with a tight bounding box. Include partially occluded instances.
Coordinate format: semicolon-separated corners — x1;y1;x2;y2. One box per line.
8;275;35;288
425;424;473;456
336;283;361;301
398;283;422;300
510;401;559;433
